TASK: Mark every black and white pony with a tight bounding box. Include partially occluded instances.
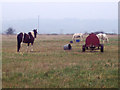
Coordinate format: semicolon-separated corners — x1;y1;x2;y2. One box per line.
17;29;37;52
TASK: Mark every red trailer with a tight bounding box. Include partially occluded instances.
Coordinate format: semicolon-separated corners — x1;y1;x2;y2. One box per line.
82;33;104;52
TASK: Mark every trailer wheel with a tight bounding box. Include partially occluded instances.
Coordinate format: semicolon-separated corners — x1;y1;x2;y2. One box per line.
100;44;104;52
86;47;88;50
82;45;86;52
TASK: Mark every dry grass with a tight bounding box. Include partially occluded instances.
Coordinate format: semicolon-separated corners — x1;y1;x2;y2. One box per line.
2;34;118;88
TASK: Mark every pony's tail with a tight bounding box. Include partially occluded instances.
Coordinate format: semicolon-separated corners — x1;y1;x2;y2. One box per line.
17;34;22;52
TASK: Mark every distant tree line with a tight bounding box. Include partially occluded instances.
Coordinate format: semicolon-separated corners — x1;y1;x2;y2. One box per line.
3;27;117;35
93;31;104;34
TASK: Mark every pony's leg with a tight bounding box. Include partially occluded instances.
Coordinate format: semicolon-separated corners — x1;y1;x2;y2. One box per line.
17;36;22;52
106;38;109;43
26;43;29;52
30;43;33;51
72;36;75;42
107;38;109;43
82;35;84;41
17;42;21;52
99;38;101;43
101;39;102;43
74;37;76;42
74;38;76;42
103;40;104;44
80;37;82;41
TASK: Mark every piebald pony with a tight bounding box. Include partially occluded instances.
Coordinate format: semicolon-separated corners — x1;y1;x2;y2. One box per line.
17;29;37;52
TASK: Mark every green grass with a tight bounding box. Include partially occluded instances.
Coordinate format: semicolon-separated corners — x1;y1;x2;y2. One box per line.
2;35;118;88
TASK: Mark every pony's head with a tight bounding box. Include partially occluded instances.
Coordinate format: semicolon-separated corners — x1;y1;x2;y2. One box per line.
33;29;37;38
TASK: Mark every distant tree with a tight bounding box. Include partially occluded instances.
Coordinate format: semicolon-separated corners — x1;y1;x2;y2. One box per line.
5;27;16;35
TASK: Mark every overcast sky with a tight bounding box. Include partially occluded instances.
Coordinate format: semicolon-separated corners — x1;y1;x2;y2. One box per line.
1;2;118;21
0;0;118;34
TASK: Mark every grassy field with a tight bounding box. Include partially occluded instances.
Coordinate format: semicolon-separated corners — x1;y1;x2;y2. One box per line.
2;34;118;88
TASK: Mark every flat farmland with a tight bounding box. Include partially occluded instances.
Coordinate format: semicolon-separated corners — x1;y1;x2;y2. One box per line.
2;34;118;88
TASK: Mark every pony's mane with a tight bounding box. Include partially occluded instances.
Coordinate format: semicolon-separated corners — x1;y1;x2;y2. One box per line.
30;31;35;38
